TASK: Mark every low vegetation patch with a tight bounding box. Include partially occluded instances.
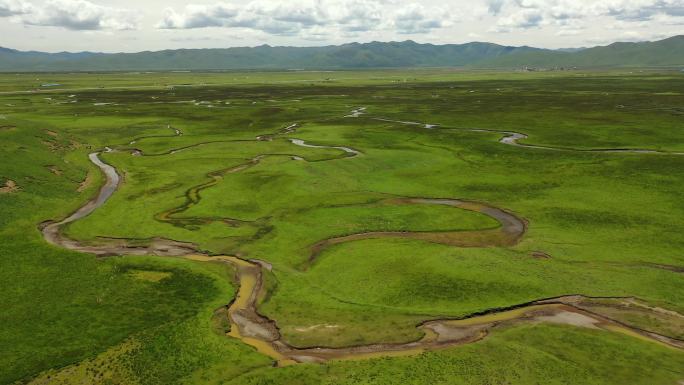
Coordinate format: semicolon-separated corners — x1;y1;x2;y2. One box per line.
127;269;173;283
0;179;19;194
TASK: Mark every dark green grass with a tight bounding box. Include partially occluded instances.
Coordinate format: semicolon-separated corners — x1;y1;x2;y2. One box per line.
1;70;683;384
0;121;264;383
224;324;684;385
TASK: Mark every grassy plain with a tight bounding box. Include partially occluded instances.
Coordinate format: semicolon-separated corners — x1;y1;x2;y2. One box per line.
1;69;683;384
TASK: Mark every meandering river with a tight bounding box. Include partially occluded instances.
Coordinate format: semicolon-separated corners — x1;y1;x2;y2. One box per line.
40;114;684;365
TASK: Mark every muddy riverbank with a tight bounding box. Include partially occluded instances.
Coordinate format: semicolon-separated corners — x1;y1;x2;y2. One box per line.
39;143;683;365
197;255;684;365
306;198;526;269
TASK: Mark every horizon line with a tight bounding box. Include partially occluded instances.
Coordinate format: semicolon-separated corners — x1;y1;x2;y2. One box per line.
4;35;680;55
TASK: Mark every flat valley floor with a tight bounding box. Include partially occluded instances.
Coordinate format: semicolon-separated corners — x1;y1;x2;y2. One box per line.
1;69;683;385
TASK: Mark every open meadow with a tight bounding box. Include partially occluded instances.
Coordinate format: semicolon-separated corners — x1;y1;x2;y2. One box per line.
1;69;683;384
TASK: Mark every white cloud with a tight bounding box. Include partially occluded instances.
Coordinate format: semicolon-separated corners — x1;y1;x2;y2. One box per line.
591;0;684;21
489;0;684;31
487;0;506;15
0;0;139;30
332;0;384;32
495;8;543;30
157;1;330;34
249;0;327;26
0;0;32;17
158;3;239;29
651;12;684;24
584;29;672;45
1;0;681;52
394;3;451;34
299;25;332;40
156;0;453;37
556;28;582;36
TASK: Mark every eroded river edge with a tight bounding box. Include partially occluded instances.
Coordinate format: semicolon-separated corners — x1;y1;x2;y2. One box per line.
39;127;684;366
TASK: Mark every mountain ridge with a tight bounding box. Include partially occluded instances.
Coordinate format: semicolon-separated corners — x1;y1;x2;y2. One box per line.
475;35;684;68
0;36;682;72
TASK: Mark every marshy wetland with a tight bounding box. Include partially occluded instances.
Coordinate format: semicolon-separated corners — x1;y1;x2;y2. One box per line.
1;69;684;384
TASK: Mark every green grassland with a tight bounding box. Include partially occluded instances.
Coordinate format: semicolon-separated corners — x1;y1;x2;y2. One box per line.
1;69;683;384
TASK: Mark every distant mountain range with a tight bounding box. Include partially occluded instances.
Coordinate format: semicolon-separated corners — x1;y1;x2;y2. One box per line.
0;35;682;72
479;35;684;68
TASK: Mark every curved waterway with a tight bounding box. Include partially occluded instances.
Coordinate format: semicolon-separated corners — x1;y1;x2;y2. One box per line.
41;143;683;365
305;198;525;269
121;122;361;228
155;156;264;228
471;128;684;155
469;128;684;155
202;255;684;365
40;152;197;256
365;110;684;156
41;153;118;253
290;138;361;157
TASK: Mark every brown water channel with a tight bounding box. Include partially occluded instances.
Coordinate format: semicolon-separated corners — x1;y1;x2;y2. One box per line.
362;109;684;156
40;124;684;365
203;254;684;365
305;198;525;269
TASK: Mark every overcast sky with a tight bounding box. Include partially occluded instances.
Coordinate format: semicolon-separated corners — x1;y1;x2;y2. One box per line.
0;0;682;52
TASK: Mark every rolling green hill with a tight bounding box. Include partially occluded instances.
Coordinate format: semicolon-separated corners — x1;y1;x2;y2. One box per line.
0;35;682;72
476;35;684;68
0;41;540;71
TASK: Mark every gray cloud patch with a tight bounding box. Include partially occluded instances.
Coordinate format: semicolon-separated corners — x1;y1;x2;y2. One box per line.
490;0;684;31
487;0;506;15
0;0;32;17
157;0;452;36
394;4;449;34
602;1;684;21
0;0;139;30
